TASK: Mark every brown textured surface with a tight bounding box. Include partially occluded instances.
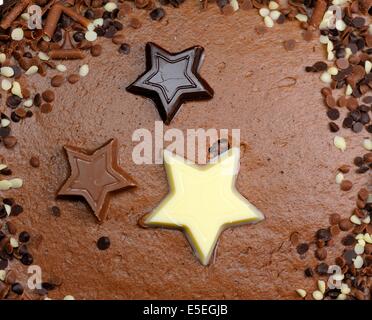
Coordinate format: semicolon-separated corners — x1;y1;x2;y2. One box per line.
4;3;369;299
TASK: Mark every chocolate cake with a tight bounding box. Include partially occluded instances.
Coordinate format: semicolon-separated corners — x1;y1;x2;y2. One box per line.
0;0;371;300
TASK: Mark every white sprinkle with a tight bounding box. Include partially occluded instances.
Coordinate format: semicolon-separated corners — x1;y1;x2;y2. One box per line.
334;136;346;151
350;215;361;225
335;19;346;31
85;30;97;42
25;65;38;76
295;14;308;23
9;178;23;189
363;215;371;224
11;81;23;98
10;237;19;248
1;119;10;127
365;60;372;74
353;255;363;269
0;53;6;64
0;270;5;281
0;180;12;191
11;28;24;41
264;16;274;28
312;290;323;300
56;64;67;72
4;204;11;216
259;7;270;17
318;280;326;294
23;98;33;108
268;1;279;10
355;243;365;255
320;72;332;84
341;283;351;295
270;10;281;21
104;2;117;12
1;66;14;78
364;233;372;244
327;66;338;76
64;295;75;300
93;18;104;27
1;79;11;91
296;289;307;298
79;64;89;77
335;172;344;184
363;138;372;151
38;52;49;61
345;84;353;96
319;35;329;44
337;293;347;300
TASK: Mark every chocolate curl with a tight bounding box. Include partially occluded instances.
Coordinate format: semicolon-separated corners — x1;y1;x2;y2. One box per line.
0;0;30;29
309;0;328;27
43;4;63;40
62;5;91;28
49;48;85;59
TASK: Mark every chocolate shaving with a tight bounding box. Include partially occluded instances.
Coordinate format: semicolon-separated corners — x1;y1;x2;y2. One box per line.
0;0;30;30
48;48;85;60
309;0;327;27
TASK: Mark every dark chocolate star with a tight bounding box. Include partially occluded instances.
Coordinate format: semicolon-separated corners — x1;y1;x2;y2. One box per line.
58;139;136;223
126;42;214;124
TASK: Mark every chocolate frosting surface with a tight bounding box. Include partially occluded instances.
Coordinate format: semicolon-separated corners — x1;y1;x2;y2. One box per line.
6;2;368;299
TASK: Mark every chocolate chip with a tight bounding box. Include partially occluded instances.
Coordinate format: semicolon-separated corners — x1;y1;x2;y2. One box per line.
338;164;351;173
51;75;64;87
73;32;85;43
30;156;40;168
315;248;327;261
342;117;353;128
20;253;33;265
339;218;353;231
6;95;21;109
3;136;17;149
97;236;110;250
340;180;353;191
150;8;165;21
19;231;30;243
304;267;314;277
329;122;339;132
329;213;341;225
50;206;61;217
40;103;53;114
296;243;309;255
352;122;364;133
316;228;332;241
11;204;23;216
316;262;329;275
118;43;130;55
326;108;340;120
344;249;357;264
67;74;80;84
91;44;102;57
42;90;55;103
313;61;328;72
34;93;41;107
342;234;356;246
11;283;23;295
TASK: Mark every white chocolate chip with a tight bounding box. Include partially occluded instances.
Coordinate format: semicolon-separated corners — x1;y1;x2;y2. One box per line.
64;295;75;300
337;293;347;300
345;47;352;59
79;64;89;77
25;65;38;76
0;180;12;191
295;14;308;22
318;280;326;294
0;53;6;63
334;136;346;151
0;119;9;127
93;18;104;27
320;71;332;83
356;234;364;240
345;84;353;96
312;290;323;300
327;66;338;75
364;233;372;244
11;81;23;98
230;0;239;11
1;79;11;91
296;289;307;298
1;66;14;78
264;16;274;28
365;60;372;74
358;238;366;247
268;1;279;10
56;64;67;72
353;255;363;269
85;30;97;42
23;98;33;108
363;138;372;151
363;215;371;224
270;10;281;21
319;35;329;44
341;283;350;295
104;2;117;12
333;273;344;281
10;237;19;248
0;164;7;171
20;13;30;21
335;172;344;184
11;28;24;41
355;243;365;255
335;19;346;31
259;7;270;17
4;204;11;216
9;178;23;189
0;270;5;282
38;52;49;61
350;215;361;225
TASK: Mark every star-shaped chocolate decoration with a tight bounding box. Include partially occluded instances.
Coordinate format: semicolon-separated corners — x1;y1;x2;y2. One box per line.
126;42;214;125
58;139;136;223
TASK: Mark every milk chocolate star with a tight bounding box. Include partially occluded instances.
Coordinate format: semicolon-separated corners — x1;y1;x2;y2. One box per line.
126;42;214;125
58;139;136;223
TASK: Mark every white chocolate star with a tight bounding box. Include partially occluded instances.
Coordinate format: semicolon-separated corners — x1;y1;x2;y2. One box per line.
145;148;264;266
